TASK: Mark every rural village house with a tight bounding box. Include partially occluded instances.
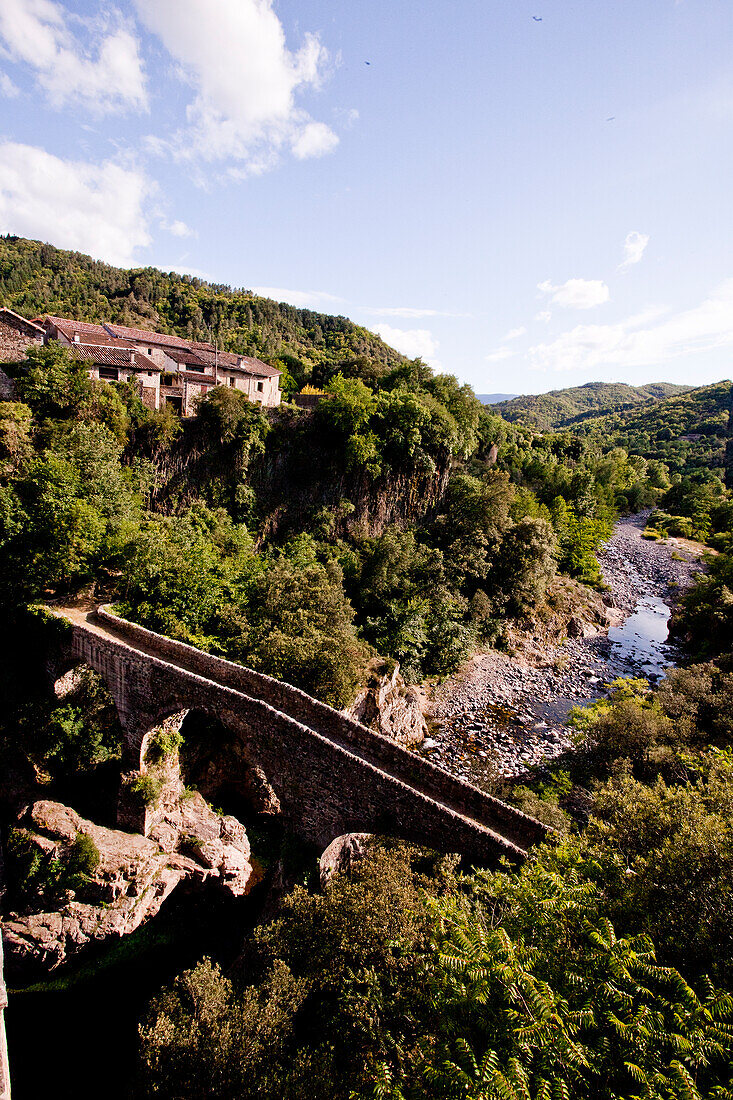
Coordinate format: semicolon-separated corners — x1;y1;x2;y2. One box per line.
0;308;281;414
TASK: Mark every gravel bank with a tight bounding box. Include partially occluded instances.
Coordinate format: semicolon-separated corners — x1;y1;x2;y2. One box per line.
423;513;704;784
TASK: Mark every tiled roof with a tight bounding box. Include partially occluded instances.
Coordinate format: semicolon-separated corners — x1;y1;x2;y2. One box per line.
73;346;138;367
214;349;281;377
165;347;215;371
44;316;111;340
180;372;217;385
0;308;45;335
236;355;281;378
186;344;220;368
67;332;137;348
42;315;280;380
102;322;193;350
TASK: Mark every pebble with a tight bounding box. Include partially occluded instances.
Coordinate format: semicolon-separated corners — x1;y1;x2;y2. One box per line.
423;512;703;785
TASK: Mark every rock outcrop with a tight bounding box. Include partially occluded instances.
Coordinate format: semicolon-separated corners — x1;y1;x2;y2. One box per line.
506;576;611;664
3;796;252;976
347;658;427;747
319;833;372;888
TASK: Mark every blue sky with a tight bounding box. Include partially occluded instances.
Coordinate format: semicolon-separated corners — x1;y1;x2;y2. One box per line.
1;0;732;395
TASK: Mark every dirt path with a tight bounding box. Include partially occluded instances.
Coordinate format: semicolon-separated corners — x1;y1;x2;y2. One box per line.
422;513;705;783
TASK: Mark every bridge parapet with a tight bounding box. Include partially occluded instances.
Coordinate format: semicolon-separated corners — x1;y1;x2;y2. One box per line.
49;604;549;863
95;606;547;852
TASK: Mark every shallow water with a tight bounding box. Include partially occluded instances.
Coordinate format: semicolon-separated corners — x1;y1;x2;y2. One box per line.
607;594;672;678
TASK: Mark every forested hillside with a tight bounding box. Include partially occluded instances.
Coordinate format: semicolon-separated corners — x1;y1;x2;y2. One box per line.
495;380;691;430
571;379;733;477
6;245;733;1100
0;235;405;392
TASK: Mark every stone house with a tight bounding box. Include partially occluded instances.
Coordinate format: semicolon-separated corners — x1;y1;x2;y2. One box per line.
211;350;282;405
42;317;163;410
41;316;282;414
0;308;45;361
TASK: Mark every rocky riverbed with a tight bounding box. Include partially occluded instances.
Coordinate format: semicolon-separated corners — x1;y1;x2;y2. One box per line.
422;513;705;784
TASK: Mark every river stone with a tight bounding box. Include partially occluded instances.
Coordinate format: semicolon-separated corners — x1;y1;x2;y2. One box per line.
319;833;373;888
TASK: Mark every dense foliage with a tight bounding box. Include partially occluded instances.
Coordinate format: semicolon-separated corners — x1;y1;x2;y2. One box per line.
572;380;733;479
495;381;691;431
0;334;649;697
138;830;733;1100
0;235;406;392
6;240;733;1100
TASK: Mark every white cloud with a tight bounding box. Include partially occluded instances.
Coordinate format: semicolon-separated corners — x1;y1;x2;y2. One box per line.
134;0;338;174
0;142;151;267
291;121;339;160
334;106;360;128
253;286;346;309
0;71;19;97
0;0;147;113
528;281;733;372
535;310;552;323
374;324;440;364
538;278;610;309
167;219;194;238
485;347;513;362
619;230;650;270
503;326;526;340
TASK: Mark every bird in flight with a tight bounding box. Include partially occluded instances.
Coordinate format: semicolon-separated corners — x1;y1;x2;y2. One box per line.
606;116;615;122
532;15;542;20
364;61;371;65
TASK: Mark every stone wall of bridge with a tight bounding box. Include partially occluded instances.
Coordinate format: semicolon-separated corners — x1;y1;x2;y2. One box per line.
94;607;546;852
58;608;548;863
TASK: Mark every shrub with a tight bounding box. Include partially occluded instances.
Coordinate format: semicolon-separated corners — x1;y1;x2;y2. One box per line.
129;773;164;808
67;831;101;879
145;725;183;764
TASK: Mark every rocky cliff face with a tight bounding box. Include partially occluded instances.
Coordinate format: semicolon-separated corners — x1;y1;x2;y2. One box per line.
3;795;252;977
347;658;427;747
253;409;452;543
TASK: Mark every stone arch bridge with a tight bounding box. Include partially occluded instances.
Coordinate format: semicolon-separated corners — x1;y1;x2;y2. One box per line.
47;605;548;863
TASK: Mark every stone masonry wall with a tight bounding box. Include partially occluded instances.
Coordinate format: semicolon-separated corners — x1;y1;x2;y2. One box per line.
61;611;548;862
96;607;546;851
0;317;43;362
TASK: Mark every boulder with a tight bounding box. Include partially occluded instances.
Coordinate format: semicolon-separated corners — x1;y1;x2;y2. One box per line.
3;796;253;976
348;659;427;747
319;833;372;888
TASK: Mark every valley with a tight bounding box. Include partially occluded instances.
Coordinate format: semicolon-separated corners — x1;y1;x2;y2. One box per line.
425;512;705;782
1;236;733;1099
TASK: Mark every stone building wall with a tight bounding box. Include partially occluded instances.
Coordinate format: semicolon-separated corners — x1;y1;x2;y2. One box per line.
0;314;44;362
0;369;16;401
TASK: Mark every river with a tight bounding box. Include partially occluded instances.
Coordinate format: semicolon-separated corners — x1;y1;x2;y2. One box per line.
423;513;705;783
1;515;706;1097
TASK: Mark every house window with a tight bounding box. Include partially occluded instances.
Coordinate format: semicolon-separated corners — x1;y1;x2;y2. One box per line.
148;371;153;377
147;348;153;355
257;381;264;392
229;377;236;387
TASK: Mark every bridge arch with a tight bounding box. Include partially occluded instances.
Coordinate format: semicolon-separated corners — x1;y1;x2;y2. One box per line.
47;605;550;863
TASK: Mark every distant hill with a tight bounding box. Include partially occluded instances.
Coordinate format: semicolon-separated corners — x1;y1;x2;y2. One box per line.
571;380;733;477
0;235;407;391
494;381;693;430
476;393;519;405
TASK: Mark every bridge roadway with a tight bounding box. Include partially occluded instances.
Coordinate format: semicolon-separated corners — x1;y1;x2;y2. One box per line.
46;604;549;864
